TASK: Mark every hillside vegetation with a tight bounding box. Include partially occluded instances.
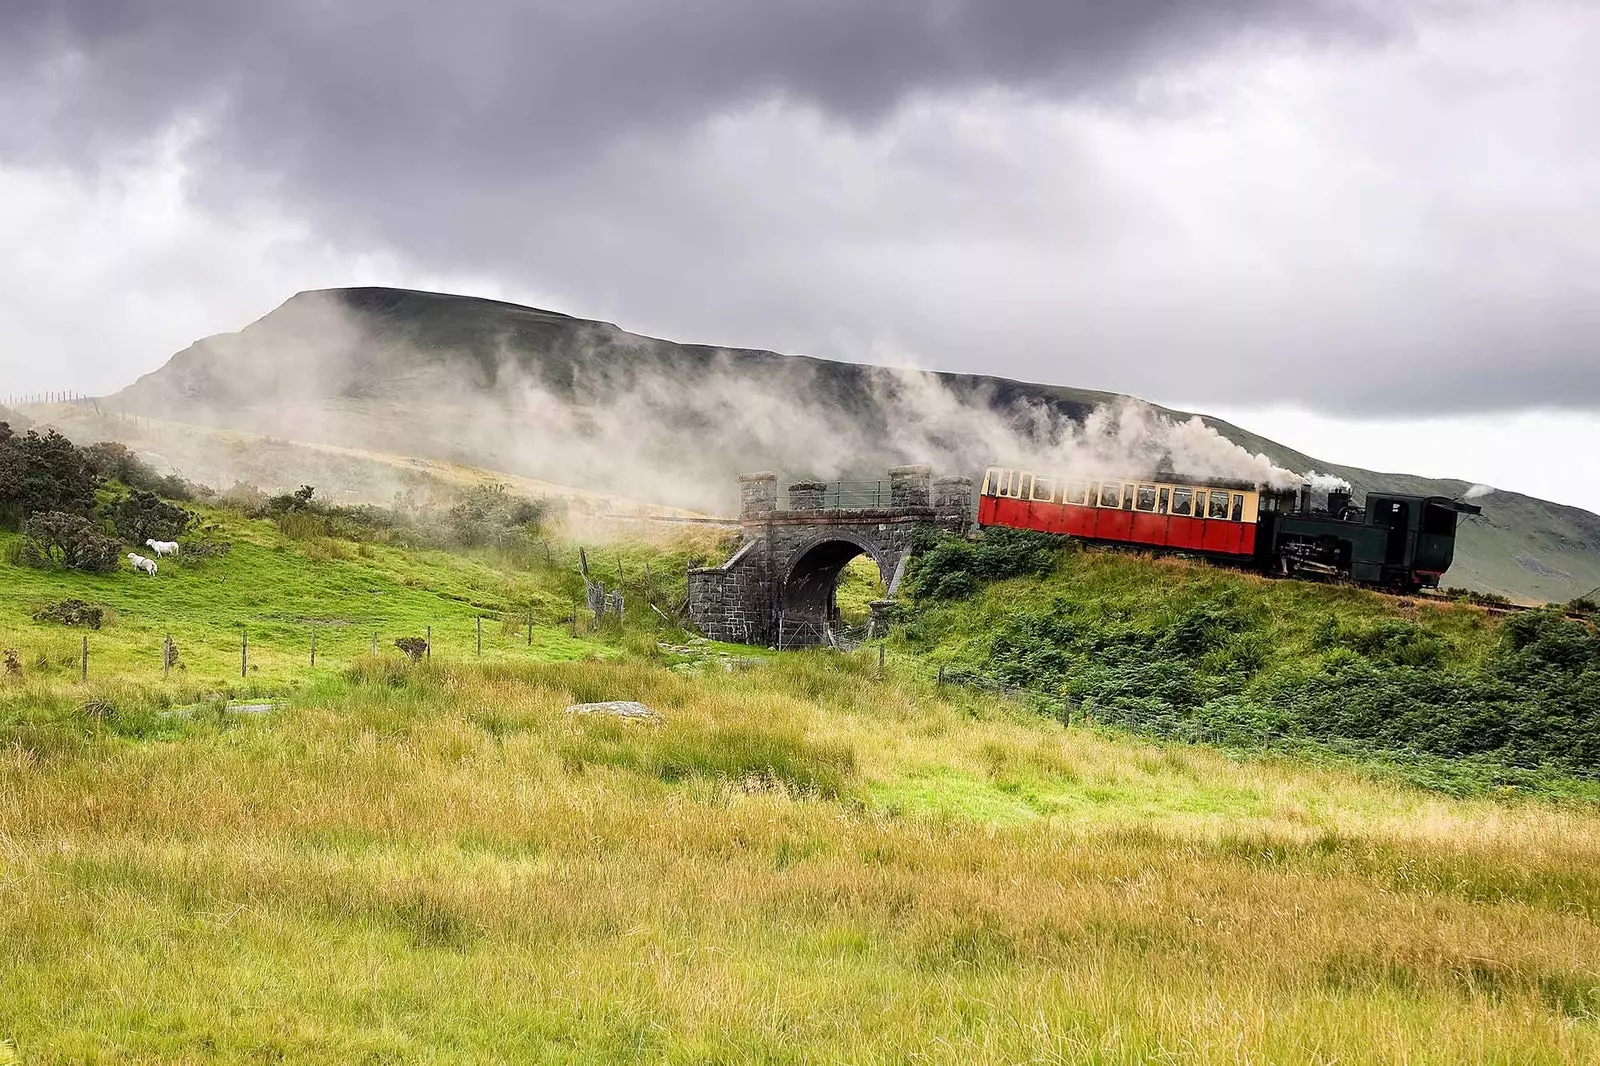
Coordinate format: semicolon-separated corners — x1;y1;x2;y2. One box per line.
901;530;1600;795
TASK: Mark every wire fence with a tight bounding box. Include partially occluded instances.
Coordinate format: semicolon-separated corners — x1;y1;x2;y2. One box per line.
773;617;874;652
0;609;621;688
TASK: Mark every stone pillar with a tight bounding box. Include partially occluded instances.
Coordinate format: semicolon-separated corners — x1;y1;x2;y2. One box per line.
739;473;778;517
933;475;975;531
788;480;827;510
888;465;932;508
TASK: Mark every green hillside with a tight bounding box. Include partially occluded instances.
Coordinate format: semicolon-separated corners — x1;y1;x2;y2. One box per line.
5;501;1600;1060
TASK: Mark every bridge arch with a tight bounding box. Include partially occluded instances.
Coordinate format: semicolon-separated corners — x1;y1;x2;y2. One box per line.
780;533;893;627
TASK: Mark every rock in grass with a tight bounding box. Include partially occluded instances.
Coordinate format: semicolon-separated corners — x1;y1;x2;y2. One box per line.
565;701;660;721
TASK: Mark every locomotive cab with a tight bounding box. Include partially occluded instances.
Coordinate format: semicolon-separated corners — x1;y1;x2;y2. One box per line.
1371;494;1482;587
1272;491;1480;589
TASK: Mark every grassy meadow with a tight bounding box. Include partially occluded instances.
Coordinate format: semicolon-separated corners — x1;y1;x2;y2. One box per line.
3;508;1600;1061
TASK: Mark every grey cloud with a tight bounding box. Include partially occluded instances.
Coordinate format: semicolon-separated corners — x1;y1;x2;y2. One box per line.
3;0;1593;418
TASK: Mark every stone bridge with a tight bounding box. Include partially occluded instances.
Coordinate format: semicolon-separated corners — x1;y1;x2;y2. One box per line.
687;466;974;648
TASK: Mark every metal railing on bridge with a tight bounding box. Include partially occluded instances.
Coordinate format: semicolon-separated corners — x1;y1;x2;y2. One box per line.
785;480;893;510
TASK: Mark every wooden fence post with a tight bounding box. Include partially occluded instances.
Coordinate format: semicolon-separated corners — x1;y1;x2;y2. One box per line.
241;630;248;678
81;636;87;682
877;645;885;679
476;616;482;658
164;634;171;678
310;631;317;668
371;631;378;656
425;625;431;661
526;611;532;647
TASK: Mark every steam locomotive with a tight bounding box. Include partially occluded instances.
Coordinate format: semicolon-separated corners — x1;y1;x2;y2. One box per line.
978;467;1481;590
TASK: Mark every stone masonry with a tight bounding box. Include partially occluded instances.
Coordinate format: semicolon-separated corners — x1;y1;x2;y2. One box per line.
687;467;975;647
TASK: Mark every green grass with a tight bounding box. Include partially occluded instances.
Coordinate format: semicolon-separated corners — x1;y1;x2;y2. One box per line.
6;514;1600;1061
6;653;1600;1062
0;506;629;694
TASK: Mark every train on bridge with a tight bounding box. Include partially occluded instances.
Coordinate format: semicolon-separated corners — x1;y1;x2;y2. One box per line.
978;466;1481;591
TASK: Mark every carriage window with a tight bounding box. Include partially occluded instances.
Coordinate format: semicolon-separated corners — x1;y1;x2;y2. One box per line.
1136;486;1157;512
1064;481;1087;505
1157;488;1170;514
1099;481;1123;508
1031;477;1055;503
1172;488;1193;516
1231;494;1244;521
1421;505;1456;535
1209;492;1230;520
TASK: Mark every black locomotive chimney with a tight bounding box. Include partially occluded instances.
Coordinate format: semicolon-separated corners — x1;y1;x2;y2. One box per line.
1328;488;1352;518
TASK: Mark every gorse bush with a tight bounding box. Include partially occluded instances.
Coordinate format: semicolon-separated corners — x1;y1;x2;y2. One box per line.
105;490;196;544
908;547;1600;781
0;424;100;528
912;527;1067;600
82;441;200;501
18;511;121;573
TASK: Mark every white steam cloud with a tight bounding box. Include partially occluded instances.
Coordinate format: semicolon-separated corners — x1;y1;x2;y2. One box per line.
1464;483;1494;499
1305;472;1353;494
106;290;1324;511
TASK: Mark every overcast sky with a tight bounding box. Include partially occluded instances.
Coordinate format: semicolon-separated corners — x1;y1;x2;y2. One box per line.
1;1;1597;509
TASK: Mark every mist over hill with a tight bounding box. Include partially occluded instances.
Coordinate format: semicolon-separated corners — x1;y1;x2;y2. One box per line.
107;286;1600;601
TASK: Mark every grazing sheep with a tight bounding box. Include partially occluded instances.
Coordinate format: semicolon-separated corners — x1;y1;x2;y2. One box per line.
145;539;180;557
126;552;158;577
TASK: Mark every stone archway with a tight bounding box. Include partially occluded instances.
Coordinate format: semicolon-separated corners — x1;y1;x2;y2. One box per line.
780;534;893;629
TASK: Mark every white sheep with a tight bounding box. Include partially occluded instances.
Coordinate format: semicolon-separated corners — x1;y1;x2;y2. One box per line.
145;539;180;557
127;552;158;577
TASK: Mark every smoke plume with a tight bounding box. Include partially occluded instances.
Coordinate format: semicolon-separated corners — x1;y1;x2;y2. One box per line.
106;289;1323;512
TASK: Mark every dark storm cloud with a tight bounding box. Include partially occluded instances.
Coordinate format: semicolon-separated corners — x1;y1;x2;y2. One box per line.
5;0;1592;417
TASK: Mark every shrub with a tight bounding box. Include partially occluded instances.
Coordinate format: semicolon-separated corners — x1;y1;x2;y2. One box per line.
394;637;429;662
19;511;121;572
82;441;198;500
912;527;1065;599
33;599;105;629
105;490;196;544
0;428;100;528
448;483;550;549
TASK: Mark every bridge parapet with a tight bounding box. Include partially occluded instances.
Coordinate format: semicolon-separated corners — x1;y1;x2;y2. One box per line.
738;472;778;517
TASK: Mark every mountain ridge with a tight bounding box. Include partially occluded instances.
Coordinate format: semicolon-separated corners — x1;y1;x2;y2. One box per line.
105;286;1600;602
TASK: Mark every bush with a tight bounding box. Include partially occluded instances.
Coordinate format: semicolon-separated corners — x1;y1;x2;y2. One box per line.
82;441;198;500
912;527;1066;599
33;599;105;629
105;490;196;544
395;637;429;662
0;428;100;528
18;511;121;572
447;483;550;549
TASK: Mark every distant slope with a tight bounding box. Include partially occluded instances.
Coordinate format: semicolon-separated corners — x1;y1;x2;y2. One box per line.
105;286;1600;602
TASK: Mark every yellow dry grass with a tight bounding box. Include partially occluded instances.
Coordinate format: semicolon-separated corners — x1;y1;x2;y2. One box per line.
3;654;1599;1062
